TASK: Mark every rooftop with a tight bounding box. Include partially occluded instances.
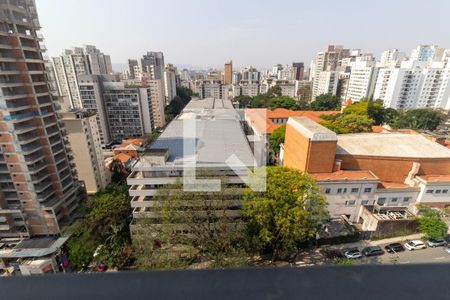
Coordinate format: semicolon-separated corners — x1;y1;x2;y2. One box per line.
287;117;337;141
140;98;256;167
417;175;450;182
245;108;337;134
312;170;378;181
336;133;450;158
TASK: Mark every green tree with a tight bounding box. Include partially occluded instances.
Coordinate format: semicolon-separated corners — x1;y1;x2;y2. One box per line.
417;206;448;240
383;108;400;125
267;85;282;97
343;100;385;125
234;95;252;108
250;94;272;108
243;167;328;257
65;184;131;268
310;94;341;111
297;85;312;104
133;175;250;269
321;114;374;134
144;131;161;147
269;96;299;110
389;109;445;131
269;125;286;154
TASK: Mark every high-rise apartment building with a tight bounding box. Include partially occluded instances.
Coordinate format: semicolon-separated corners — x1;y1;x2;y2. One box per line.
311;45;350;99
140;51;165;80
224;60;232;85
0;0;82;237
379;49;406;67
198;80;228;100
61;110;109;194
102;82;154;142
374;60;450;109
315;71;339;96
241;66;260;82
345;61;379;102
163;64;177;103
292;62;304;81
52;45;112;109
410;45;445;62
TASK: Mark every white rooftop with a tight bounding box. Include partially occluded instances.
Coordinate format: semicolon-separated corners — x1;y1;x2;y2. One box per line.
336;133;450;158
145;98;256;167
287;117;337;141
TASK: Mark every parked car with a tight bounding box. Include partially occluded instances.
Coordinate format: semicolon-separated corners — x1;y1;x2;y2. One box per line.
426;239;447;248
344;248;362;259
362;246;385;257
384;243;405;254
404;240;427;251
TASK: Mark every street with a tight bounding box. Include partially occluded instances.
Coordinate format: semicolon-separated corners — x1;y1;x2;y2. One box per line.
357;244;450;265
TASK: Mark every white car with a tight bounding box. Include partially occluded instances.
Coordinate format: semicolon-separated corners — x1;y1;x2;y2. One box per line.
344;248;362;259
404;240;427;251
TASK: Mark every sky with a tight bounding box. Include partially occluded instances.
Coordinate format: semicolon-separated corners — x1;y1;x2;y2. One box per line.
36;0;450;70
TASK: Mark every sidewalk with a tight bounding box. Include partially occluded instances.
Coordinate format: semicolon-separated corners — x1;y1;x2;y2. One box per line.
326;233;424;250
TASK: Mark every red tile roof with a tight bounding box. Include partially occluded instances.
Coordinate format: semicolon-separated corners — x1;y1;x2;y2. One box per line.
378;181;410;189
115;153;132;163
120;138;144;147
419;175;450;182
245;108;338;134
312;170;378;181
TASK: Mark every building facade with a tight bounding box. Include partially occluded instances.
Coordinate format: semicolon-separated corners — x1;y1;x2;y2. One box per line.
0;0;83;237
61;110;109;194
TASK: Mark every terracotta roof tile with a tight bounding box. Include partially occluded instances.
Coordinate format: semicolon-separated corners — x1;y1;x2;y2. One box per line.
245;108;338;134
312;170;378;181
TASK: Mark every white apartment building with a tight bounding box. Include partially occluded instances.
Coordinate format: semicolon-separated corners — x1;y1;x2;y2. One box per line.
315;71;339;96
198;80;228;100
379;49;406;67
410;45;445;62
232;81;260;98
345;61;379;102
374;61;450;109
61;111;110;194
52;46;112;110
164;64;177;103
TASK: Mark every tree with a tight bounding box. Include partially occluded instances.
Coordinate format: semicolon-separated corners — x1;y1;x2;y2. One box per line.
234;95;252;108
144;131;161;147
133;175;250;269
250;94;272;108
269;125;286;154
417;206;448;240
109;159;129;184
297;85;312;104
66;184;131;268
343;100;385;125
389;109;445;131
310;94;341;111
243;167;328;257
383;108;400;125
267;85;282;97
321;114;374;134
269;96;299;110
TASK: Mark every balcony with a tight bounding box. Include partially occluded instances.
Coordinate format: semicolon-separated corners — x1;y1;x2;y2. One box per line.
4;99;34;112
36;188;56;201
24;151;45;163
17;131;39;144
14;123;37;134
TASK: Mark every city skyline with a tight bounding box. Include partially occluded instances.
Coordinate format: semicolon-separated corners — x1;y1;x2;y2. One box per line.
37;0;450;70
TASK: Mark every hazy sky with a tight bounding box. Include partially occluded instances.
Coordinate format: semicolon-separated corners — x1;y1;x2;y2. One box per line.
36;0;450;70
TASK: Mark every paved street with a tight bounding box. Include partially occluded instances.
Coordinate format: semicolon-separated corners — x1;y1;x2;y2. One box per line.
357;244;450;265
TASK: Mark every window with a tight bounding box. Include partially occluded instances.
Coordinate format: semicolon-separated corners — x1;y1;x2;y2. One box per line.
337;188;343;194
403;197;411;203
343;188;347;193
361;200;369;205
377;197;386;205
391;197;398;203
443;189;448;194
426;189;433;194
345;200;356;206
436;190;442;194
351;188;359;193
364;187;372;193
325;188;331;194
